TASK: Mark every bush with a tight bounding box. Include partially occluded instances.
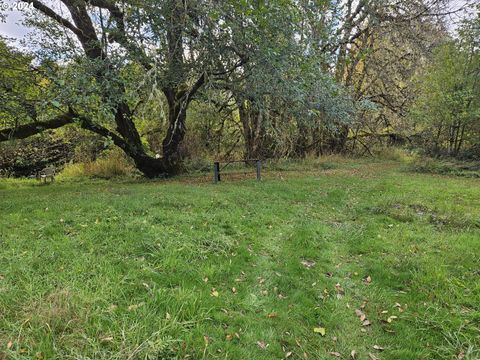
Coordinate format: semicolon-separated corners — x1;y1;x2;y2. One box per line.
373;147;416;162
59;149;136;179
183;157;212;173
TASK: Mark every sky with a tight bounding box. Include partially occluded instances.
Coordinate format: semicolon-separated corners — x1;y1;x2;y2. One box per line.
0;0;476;45
0;1;30;40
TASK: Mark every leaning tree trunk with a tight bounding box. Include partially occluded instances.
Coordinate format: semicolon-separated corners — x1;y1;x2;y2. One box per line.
115;101;188;178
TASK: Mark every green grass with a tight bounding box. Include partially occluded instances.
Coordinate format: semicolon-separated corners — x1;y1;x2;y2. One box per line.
1;160;479;359
407;157;480;178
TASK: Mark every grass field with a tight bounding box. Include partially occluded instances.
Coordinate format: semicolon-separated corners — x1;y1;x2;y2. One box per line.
1;160;479;359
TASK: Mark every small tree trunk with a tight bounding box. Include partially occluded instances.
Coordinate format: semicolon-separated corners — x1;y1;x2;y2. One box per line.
238;100;255;159
295;122;309;158
456;123;466;156
448;125;456;155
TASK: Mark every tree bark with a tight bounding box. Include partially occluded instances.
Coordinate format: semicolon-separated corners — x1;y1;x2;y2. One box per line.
162;93;188;174
0;113;75;141
238;100;268;160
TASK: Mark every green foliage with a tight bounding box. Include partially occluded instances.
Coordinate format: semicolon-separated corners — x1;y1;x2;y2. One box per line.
0;39;39;128
1;1;479;174
411;9;480;156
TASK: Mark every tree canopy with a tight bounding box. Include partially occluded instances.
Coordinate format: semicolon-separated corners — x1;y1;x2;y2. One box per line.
0;0;478;177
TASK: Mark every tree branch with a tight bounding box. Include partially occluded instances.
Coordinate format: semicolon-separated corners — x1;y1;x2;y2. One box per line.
0;108;134;156
21;0;84;40
0;111;76;142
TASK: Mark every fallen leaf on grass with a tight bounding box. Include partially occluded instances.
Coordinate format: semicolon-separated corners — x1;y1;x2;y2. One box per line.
257;341;269;349
301;259;316;269
6;342;13;350
329;352;341;357
285;351;293;358
211;288;219;297
363;276;372;284
368;353;379;360
457;351;465;359
355;309;367;322
387;316;398;323
127;302;144;311
335;283;345;299
267;312;278;318
373;345;385;351
100;336;113;343
350;350;356;359
234;271;247;282
231;287;237;294
314;327;326;336
362;320;371;326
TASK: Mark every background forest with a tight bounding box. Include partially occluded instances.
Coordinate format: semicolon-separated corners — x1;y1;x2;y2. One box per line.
0;0;479;178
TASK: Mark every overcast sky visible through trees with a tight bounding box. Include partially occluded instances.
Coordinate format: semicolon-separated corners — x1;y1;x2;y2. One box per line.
0;0;475;47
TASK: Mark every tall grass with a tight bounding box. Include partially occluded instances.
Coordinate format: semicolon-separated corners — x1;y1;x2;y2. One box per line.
59;149;135;179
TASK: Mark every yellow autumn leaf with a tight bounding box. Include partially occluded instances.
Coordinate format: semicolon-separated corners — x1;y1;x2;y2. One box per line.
313;327;326;336
387;315;398;323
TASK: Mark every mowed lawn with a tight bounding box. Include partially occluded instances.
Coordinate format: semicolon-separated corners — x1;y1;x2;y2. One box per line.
0;161;479;359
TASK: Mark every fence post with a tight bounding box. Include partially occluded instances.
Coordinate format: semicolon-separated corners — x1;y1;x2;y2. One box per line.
214;161;220;183
256;160;261;181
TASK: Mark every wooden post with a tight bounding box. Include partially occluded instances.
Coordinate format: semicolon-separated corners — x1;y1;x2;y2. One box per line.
256;160;261;181
214;161;220;183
